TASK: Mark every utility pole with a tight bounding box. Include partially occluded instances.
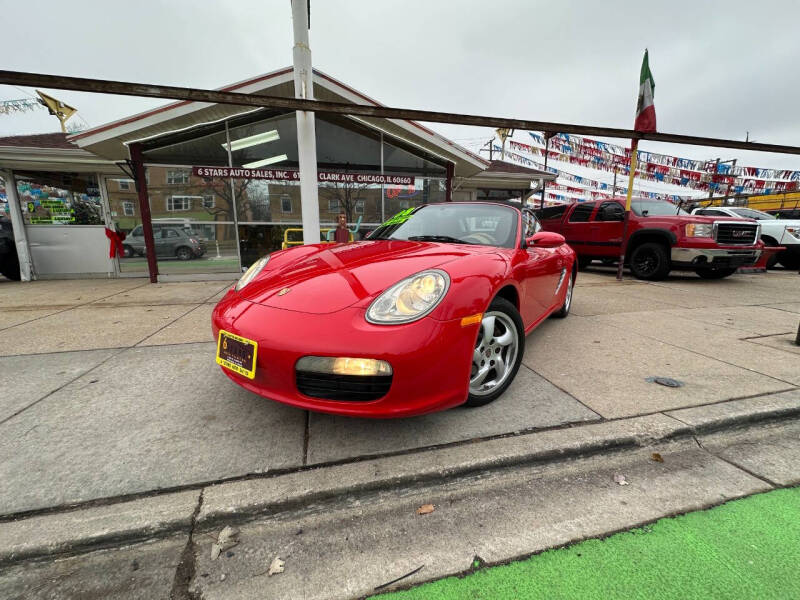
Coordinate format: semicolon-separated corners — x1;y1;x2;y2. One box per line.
707;158;720;202
707;158;737;205
724;159;737;203
540;134;552;210
291;0;320;246
479;138;495;161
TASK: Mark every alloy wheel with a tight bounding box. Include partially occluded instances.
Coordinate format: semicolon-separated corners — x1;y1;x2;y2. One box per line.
469;311;519;397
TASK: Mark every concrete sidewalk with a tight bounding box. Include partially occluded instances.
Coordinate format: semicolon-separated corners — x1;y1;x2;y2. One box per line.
0;271;798;517
0;269;798;597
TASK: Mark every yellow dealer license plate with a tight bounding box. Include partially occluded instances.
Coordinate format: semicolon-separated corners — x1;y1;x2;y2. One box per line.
216;330;258;379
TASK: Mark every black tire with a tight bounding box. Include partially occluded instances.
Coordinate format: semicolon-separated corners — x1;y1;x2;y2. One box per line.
577;257;592;270
175;246;193;261
696;267;738;279
122;244;134;258
777;252;800;270
551;270;574;318
0;253;21;280
464;297;525;408
629;242;671;280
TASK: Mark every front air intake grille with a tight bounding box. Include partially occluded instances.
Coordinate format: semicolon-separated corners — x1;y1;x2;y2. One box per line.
714;222;758;245
296;371;392;401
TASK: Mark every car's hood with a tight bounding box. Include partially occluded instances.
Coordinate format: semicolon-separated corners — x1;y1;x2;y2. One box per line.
237;240;495;314
769;219;800;227
682;215;757;224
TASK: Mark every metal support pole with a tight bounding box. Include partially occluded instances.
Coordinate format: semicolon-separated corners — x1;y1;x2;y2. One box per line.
224;121;243;270
380;132;385;221
445;162;454;202
291;0;320;246
540;134;550;210
129;143;158;283
613;168;618;196
0;169;34;281
616;139;639;281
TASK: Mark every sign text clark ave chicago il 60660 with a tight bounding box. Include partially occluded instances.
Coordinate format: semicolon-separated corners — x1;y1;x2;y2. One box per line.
192;166;414;186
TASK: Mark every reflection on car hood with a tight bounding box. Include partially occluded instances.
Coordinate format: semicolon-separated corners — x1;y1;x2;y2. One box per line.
237;240;494;314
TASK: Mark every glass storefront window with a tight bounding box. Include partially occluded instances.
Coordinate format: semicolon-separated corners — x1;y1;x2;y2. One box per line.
146;166;234;223
227;114;296;169
133;110;450;272
14;171;103;225
143;128;230;166
148;223;239;275
0;175;9;216
106;176;145;273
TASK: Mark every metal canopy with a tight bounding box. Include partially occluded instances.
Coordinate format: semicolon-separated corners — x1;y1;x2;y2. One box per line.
2;69;800;156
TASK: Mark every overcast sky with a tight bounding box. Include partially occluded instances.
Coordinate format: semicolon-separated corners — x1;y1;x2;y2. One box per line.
3;0;800;184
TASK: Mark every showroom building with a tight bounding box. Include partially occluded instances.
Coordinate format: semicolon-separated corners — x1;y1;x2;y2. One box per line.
0;68;553;281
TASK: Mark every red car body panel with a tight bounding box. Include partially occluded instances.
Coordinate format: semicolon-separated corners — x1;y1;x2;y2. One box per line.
212;203;576;418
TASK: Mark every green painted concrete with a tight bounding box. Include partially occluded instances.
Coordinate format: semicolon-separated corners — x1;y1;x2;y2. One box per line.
377;487;800;599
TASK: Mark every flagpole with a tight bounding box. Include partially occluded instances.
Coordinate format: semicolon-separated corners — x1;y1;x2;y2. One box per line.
616;138;639;281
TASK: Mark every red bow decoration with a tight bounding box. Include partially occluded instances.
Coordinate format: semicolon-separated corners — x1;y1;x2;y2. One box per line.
105;227;127;258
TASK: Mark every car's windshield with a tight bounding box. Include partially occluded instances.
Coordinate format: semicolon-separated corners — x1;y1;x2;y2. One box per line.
630;200;689;216
367;203;519;248
730;208;774;220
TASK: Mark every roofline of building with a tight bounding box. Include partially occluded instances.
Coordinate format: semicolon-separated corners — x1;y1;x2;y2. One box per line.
0;146;118;166
68;67;488;169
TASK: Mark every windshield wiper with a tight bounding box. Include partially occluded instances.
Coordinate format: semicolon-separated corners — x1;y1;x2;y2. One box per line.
407;235;467;244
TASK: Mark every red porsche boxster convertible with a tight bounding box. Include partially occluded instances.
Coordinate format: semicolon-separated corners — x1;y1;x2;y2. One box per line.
212;202;576;418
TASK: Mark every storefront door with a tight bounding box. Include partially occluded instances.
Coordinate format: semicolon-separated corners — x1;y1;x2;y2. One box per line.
15;171;116;278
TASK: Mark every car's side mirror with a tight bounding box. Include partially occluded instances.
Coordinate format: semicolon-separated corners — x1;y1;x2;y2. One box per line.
526;231;566;248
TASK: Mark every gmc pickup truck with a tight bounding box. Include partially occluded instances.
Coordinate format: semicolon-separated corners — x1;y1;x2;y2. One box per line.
536;198;762;280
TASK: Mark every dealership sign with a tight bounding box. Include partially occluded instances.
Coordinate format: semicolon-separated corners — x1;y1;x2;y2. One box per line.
192;166;413;186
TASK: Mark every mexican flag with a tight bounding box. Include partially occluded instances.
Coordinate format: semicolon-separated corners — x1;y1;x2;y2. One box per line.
634;50;656;132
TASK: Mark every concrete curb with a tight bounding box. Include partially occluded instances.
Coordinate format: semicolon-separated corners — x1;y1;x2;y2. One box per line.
195;413;687;529
0;490;200;566
2;391;798;566
666;389;800;433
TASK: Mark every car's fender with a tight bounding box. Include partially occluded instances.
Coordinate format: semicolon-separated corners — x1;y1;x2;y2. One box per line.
428;252;516;321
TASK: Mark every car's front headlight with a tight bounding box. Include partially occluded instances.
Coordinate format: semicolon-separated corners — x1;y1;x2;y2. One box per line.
235;256;269;291
685;223;714;238
785;226;800;240
366;269;450;324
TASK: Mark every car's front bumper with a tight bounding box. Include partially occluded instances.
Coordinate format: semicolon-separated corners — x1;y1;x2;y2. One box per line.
211;289;479;418
671;246;761;269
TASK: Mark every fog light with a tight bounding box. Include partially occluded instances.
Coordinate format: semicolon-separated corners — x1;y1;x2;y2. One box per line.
296;356;393;376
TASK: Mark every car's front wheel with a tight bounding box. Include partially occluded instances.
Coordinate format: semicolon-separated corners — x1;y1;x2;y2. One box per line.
629;242;671;280
122;244;134;258
175;246;193;260
777;252;800;270
464;297;524;407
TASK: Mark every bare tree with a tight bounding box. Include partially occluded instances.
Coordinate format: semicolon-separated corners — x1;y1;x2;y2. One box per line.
319;179;370;223
188;178;269;222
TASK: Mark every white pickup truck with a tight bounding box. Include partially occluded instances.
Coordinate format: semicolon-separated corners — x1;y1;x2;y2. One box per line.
691;206;800;269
